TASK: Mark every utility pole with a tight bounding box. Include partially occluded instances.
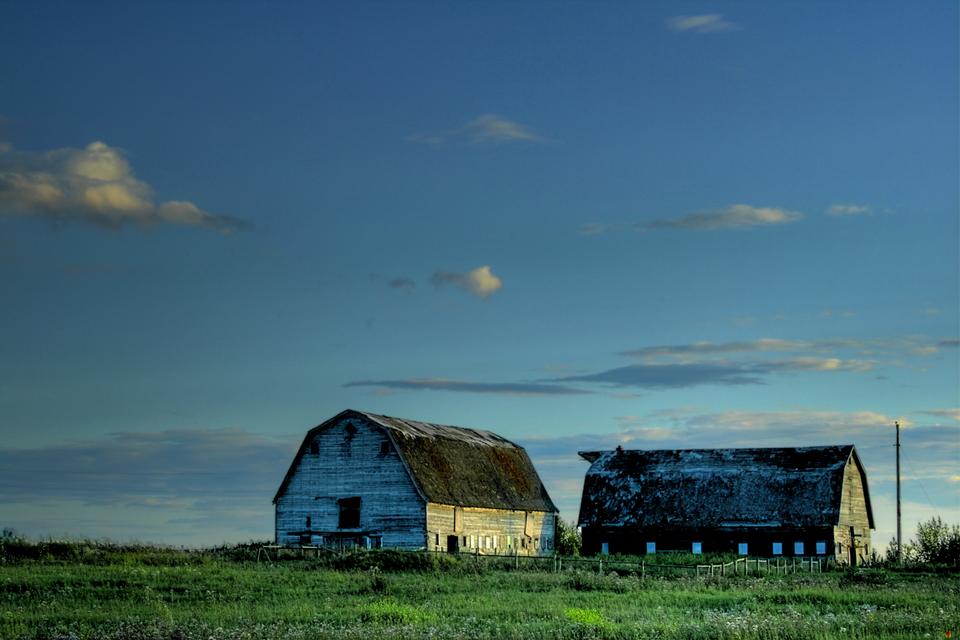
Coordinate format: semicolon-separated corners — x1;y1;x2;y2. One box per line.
895;420;902;564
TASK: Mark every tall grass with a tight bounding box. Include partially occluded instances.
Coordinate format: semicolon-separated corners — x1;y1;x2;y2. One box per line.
1;539;957;639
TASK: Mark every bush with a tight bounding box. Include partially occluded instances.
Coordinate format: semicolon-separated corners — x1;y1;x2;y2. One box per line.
556;519;582;557
885;517;960;567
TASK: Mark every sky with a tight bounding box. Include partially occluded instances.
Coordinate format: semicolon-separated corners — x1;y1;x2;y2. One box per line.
0;1;957;549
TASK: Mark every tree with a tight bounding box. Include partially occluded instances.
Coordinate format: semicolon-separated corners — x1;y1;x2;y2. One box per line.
886;517;960;566
555;519;581;557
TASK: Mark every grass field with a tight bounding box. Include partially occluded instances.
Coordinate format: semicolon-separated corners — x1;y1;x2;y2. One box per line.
1;545;958;639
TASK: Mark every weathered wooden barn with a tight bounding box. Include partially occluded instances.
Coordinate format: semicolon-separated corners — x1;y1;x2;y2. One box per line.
274;409;558;554
578;445;874;564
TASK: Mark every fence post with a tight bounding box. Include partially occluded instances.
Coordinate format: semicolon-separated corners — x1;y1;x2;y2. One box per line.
515;549;519;570
641;560;645;580
599;558;602;574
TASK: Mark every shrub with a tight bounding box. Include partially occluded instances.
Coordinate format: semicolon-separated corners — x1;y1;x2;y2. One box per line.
885;517;960;567
556;519;582;557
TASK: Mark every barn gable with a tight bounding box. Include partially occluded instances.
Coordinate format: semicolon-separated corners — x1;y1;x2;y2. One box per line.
577;445;874;530
274;409;557;513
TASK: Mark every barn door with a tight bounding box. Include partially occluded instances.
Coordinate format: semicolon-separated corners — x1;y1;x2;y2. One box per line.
446;535;459;554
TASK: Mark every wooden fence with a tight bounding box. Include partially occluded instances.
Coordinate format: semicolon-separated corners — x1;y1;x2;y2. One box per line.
256;545;823;577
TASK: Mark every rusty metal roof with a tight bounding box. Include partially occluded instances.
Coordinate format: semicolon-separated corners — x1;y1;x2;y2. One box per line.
577;445;874;529
274;410;558;513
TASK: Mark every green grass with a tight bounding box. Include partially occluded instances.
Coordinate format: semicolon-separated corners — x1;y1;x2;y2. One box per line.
0;546;957;639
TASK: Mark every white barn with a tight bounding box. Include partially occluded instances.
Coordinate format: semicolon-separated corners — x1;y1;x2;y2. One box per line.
273;410;558;554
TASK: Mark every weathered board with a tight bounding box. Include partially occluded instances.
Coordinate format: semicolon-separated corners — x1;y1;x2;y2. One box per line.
426;504;555;555
834;451;873;563
275;416;426;548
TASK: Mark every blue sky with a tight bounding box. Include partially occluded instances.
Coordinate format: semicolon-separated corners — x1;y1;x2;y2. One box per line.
0;1;957;547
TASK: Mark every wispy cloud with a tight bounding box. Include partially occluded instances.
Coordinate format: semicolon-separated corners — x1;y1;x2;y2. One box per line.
581;204;803;235
621;336;952;362
406;114;542;146
622;338;816;360
916;408;960;422
344;378;590;396
667;14;739;34
388;276;416;293
0;141;245;233
826;203;871;216
555;363;765;389
553;357;874;390
431;265;503;298
648;204;802;230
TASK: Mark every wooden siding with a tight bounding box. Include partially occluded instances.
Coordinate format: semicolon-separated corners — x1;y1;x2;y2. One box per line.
275;416;426;548
426;504;556;556
834;455;873;563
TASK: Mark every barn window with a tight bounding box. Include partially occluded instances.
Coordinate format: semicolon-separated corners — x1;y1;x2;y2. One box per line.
345;422;356;435
493;536;498;550
305;516;312;529
772;542;783;556
646;541;656;554
601;542;609;555
794;541;804;556
309;442;319;455
816;541;827;555
379;441;390;455
435;533;440;546
692;542;702;555
337;497;361;529
738;543;748;556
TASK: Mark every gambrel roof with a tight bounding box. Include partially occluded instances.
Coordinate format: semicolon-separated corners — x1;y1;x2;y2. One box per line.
274;409;557;513
577;445;874;529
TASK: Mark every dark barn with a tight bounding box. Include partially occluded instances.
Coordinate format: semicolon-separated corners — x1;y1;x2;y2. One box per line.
578;445;874;564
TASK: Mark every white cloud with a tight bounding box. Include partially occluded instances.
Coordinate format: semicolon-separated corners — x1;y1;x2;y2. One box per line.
583;205;804;235
0;141;243;232
667;14;739;34
431;265;503;298
407;114;542;146
826;203;871;216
